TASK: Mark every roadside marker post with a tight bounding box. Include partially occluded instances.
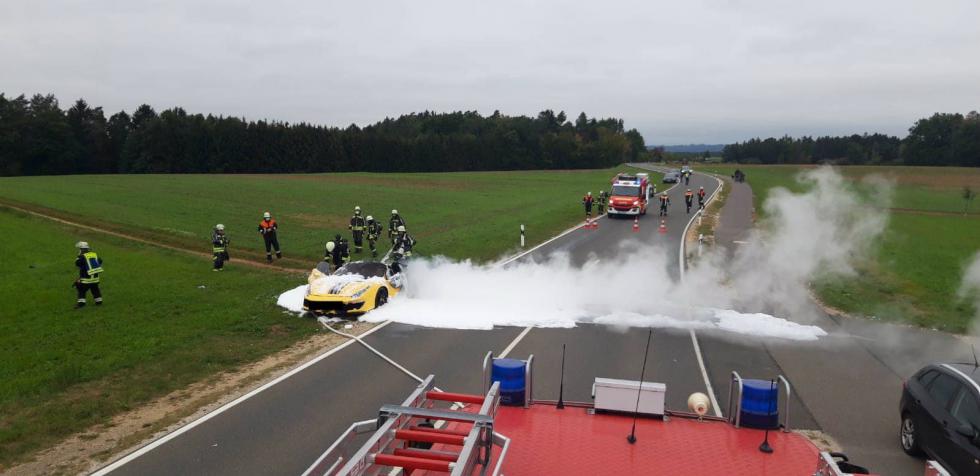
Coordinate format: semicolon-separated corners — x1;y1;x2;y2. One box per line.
520;224;525;247
698;233;704;257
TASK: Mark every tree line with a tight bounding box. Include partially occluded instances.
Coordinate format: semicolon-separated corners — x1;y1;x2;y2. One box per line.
722;111;980;166
0;93;647;176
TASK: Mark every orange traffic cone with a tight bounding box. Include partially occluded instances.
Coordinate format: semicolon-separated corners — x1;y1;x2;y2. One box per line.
583;217;592;230
658;219;667;234
592;217;599;229
632;217;640;233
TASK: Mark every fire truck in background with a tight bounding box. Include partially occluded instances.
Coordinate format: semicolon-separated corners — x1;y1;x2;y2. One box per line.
606;172;651;216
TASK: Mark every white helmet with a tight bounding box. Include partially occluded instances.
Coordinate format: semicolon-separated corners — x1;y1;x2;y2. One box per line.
354;206;361;214
215;224;225;231
326;241;335;252
397;225;406;232
391;209;398;215
587;192;592;196
263;212;271;219
366;215;374;221
75;241;90;249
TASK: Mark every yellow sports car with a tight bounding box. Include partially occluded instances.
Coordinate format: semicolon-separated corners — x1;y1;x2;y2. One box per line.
303;261;402;317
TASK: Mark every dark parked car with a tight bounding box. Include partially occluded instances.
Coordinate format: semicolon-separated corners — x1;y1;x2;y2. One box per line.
900;363;980;474
663;170;681;183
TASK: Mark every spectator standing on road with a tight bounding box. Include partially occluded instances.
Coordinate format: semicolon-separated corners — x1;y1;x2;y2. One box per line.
212;224;230;271
684;189;694;214
583;192;594;219
389;210;406;245
697;186;706;210
257;212;281;262
74;241;104;308
349;206;366;254
658;192;670;217
366;215;383;258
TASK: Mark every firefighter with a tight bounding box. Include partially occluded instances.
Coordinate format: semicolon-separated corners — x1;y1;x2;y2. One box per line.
349;206;366;253
257;211;281;262
331;233;350;269
323;241;336;271
392;225;415;261
389;209;406;245
597;190;608;215
73;241;103;308
698;186;707;210
658;192;670;217
583;192;594;219
212;224;230;271
366;215;383;258
684;189;694;214
684;170;691;185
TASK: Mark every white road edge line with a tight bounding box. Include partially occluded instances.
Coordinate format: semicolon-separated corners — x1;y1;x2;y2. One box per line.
689;329;723;418
678;171;725;418
91;320;394;476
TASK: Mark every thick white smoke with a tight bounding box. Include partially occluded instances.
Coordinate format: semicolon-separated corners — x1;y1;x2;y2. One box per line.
960;252;980;334
279;167;892;341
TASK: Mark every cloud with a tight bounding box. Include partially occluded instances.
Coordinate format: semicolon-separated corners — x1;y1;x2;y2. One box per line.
3;0;978;143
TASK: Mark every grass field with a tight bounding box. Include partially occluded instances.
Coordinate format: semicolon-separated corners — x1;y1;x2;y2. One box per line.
699;164;980;331
0;209;315;467
0;166;650;468
0;168;654;266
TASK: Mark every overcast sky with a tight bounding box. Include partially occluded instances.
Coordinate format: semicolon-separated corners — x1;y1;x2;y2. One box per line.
2;1;978;144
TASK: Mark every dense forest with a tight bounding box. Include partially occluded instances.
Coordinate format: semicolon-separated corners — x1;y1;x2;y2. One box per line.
722;112;980;166
0;93;647;176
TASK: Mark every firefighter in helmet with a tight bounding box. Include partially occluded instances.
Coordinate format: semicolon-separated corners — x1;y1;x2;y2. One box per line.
74;241;104;308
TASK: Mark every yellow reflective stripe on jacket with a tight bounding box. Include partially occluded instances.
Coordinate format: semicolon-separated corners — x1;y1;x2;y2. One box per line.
213;247;226;253
83;252;103;276
80;276;100;284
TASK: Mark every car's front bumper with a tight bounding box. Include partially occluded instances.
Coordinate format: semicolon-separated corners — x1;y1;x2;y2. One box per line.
303;296;367;315
607;206;641;215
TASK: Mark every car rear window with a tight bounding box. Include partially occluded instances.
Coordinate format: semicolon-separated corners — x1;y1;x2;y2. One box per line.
918;369;940;387
928;373;964;409
952;389;980;430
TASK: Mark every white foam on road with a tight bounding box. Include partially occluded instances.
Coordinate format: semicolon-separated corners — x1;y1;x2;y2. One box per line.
275;167;890;343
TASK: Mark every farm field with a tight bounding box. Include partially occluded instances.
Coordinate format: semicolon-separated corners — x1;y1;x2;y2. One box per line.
0;167;654;266
0;166;649;468
699;164;980;331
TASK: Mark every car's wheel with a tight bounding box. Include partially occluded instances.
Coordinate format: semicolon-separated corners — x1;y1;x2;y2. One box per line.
375;288;389;309
901;414;924;456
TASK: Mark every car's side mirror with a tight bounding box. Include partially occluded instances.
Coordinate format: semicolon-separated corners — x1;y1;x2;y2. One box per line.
955;423;977;441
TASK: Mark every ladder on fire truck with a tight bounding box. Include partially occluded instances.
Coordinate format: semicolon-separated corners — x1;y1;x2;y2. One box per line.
302;375;510;476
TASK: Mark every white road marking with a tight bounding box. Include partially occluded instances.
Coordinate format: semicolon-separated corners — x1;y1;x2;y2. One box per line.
676;172;725;418
91;320;394;475
690;329;723;417
499;326;534;359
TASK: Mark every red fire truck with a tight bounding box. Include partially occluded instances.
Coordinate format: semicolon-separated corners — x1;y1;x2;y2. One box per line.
606;172;651;216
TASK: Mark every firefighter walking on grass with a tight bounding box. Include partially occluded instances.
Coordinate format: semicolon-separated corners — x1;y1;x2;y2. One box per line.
583;192;594;219
685;189;694;214
257;212;281;262
74;241;103;308
366;216;383;258
212;224;230;271
349;206;366;253
389;210;406;245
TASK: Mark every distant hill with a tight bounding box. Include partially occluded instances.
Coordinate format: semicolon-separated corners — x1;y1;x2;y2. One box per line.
650;144;726;153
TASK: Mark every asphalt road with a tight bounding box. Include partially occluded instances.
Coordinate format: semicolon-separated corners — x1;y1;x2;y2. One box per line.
95;164;971;476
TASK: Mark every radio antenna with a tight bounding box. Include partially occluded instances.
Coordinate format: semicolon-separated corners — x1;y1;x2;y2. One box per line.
627;329;653;444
